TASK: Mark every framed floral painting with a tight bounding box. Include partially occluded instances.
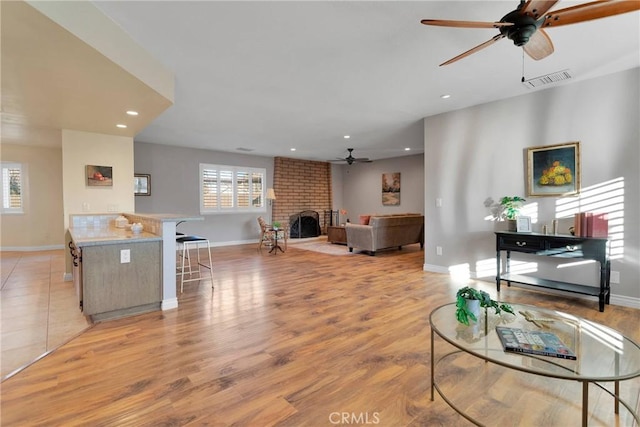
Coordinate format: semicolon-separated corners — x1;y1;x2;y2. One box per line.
527;142;580;197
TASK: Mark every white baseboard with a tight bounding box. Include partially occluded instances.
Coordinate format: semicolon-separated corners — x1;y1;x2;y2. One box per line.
609;293;640;309
423;264;640;309
423;264;449;274
162;298;178;311
210;239;255;247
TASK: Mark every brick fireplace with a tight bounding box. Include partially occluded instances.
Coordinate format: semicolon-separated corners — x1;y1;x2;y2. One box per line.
273;157;332;233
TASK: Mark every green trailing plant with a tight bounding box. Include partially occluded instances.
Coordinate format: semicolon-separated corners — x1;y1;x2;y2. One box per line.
499;196;526;220
455;286;514;325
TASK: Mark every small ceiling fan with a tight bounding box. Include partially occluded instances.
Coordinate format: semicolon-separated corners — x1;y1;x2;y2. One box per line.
421;0;640;66
334;148;372;165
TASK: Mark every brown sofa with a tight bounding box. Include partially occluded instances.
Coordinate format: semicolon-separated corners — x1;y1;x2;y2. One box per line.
345;214;424;255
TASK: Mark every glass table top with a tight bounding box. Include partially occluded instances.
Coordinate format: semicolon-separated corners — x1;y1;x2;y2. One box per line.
430;302;640;382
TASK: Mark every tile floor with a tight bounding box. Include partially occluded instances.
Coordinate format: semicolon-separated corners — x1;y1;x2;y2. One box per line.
1;250;92;380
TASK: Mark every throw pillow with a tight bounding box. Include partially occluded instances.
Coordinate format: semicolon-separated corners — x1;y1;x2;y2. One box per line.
359;215;371;225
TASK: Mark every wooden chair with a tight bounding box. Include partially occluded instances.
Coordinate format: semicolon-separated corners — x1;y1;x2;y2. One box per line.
257;217;289;251
257;216;274;250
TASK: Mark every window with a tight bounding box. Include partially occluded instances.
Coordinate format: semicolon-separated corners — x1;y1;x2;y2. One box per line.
200;163;266;214
1;162;23;214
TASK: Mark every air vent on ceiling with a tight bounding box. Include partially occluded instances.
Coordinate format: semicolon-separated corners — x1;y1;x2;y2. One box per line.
236;147;254;152
522;69;572;89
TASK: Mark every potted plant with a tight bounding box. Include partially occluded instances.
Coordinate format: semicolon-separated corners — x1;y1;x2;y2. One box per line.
272;221;281;230
455;286;514;326
499;196;525;231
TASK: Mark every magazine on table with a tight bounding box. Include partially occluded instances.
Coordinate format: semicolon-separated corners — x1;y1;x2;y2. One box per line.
496;326;577;360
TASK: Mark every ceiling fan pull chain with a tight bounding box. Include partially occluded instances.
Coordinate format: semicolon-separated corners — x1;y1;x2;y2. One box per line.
521;49;525;82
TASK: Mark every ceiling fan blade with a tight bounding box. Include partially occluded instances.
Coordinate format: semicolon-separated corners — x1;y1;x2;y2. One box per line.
520;1;560;19
541;0;640;28
439;34;506;66
523;28;554;60
421;19;513;29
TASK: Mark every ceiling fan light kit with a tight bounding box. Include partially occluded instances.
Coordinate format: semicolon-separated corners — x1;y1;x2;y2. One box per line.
421;0;640;66
333;148;372;165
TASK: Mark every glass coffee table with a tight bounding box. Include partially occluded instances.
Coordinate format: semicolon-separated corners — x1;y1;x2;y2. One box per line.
430;302;640;426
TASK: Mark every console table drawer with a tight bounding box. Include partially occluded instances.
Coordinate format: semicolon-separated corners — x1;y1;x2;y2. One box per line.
498;234;544;253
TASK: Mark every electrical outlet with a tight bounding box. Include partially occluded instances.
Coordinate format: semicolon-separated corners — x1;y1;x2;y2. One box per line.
120;249;130;264
610;271;620;284
82;202;90;212
107;204;118;212
436;246;443;256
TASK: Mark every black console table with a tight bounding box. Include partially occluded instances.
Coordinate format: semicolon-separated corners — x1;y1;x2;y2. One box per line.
495;232;610;312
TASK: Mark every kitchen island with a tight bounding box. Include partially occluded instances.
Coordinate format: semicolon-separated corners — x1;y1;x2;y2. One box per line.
69;213;203;321
69;223;162;321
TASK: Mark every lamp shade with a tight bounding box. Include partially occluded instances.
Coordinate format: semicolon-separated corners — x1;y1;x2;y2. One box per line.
266;188;276;200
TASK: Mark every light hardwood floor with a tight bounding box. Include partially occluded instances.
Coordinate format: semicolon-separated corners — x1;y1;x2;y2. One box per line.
1;250;92;379
1;243;638;426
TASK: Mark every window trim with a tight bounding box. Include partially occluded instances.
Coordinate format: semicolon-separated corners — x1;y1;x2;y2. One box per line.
1;162;24;215
199;163;267;214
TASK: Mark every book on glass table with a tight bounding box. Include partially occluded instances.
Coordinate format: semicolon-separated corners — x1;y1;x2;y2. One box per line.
496;326;577;360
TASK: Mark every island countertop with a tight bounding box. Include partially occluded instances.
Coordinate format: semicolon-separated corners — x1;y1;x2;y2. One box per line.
69;226;161;248
126;213;204;222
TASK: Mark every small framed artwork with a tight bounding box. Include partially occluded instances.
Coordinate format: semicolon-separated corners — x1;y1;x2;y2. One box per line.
516;216;532;233
134;174;151;196
527;141;580;197
382;172;400;206
86;165;113;187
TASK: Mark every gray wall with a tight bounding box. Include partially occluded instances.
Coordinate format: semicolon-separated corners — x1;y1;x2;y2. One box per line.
134;142;274;245
338;154;425;222
134;141;423;242
423;68;639;305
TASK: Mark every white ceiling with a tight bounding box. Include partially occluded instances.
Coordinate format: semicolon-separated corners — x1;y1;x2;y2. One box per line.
5;1;640;162
1;1;173;148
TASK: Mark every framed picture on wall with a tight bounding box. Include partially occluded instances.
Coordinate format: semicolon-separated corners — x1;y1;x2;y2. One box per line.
382;172;400;206
527;141;580;197
86;165;113;187
134;174;151;196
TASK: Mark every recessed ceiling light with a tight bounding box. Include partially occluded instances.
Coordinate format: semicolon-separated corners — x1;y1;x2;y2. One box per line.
290;148;296;151
126;110;139;116
116;124;127;128
404;148;411;151
344;135;350;139
440;94;451;99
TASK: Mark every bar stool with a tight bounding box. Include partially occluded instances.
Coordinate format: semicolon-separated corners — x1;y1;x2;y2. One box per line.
176;235;214;293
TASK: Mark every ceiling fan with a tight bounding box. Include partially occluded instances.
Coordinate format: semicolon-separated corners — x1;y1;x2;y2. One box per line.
334;148;372;165
421;0;640;66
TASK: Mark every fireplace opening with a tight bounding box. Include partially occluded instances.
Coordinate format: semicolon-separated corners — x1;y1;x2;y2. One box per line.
289;211;321;238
